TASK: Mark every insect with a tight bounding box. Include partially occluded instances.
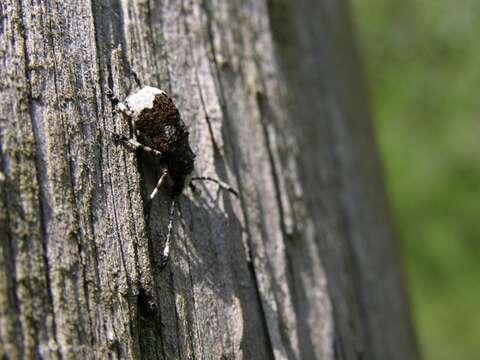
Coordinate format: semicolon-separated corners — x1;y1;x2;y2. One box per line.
107;85;238;267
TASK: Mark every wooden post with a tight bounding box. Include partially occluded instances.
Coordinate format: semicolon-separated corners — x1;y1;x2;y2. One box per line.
0;0;418;358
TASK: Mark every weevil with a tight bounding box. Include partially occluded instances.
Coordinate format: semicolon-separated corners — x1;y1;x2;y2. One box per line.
107;85;237;267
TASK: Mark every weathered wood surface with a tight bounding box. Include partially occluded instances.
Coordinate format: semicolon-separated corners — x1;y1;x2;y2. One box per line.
0;0;418;359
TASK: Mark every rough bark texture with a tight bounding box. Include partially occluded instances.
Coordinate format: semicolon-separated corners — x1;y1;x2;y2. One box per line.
0;0;418;359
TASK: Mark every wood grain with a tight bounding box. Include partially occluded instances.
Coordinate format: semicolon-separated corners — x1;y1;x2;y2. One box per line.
0;0;418;358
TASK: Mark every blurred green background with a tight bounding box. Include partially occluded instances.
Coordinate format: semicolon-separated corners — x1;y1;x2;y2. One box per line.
351;0;480;359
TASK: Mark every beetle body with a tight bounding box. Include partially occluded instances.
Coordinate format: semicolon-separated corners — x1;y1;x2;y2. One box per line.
119;86;195;195
109;84;237;267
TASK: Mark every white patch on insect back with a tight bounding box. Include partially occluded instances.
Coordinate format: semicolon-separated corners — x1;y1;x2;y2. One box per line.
122;86;166;118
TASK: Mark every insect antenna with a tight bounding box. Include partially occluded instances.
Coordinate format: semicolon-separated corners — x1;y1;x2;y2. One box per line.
190;176;239;198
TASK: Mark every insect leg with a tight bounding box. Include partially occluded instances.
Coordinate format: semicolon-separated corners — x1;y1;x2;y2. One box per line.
160;197;176;268
109;131;163;156
144;167;168;219
106;87;134;118
130;70;142;88
105;87;120;105
149;168;168;201
106;87;136;138
190;176;239;198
